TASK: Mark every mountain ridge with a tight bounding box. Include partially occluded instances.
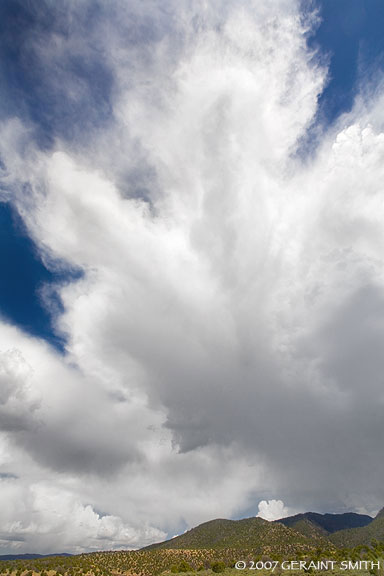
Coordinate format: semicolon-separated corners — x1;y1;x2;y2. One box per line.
277;511;373;535
0;554;71;561
142;509;381;553
330;507;384;547
142;515;332;554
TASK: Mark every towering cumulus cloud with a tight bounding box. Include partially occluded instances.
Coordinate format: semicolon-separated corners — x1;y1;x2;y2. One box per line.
0;0;384;553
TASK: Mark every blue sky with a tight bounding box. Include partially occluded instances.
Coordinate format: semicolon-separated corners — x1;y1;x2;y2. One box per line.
1;0;384;555
311;0;384;123
0;202;80;349
2;0;384;350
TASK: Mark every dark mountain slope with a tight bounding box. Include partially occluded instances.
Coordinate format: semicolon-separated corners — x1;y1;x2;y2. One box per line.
0;554;71;561
331;507;384;548
278;512;373;535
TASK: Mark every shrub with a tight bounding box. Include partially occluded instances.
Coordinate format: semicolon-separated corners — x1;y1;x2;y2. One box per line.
211;561;226;573
177;560;193;572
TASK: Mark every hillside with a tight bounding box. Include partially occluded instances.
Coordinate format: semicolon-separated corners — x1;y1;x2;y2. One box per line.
277;512;372;537
276;516;330;543
143;516;331;555
331;507;384;547
144;510;380;555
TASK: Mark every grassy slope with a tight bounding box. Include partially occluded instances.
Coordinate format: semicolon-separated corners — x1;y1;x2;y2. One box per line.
0;552;380;576
276;517;330;544
143;517;330;554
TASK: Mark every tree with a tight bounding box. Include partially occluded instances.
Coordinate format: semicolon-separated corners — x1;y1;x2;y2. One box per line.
211;561;226;573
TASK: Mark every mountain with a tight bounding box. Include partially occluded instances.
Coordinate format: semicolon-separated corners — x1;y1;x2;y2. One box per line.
0;554;71;561
277;512;373;536
276;516;330;542
331;507;384;548
143;516;331;555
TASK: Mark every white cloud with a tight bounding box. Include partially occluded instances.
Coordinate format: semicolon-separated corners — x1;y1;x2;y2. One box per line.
0;322;262;551
0;476;166;553
257;500;292;521
0;349;40;432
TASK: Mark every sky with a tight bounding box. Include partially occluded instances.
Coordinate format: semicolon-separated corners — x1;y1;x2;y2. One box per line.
1;0;384;555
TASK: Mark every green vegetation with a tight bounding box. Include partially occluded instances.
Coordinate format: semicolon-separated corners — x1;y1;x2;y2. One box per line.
210;560;226;572
0;543;383;576
143;517;326;555
275;518;330;545
331;510;384;548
